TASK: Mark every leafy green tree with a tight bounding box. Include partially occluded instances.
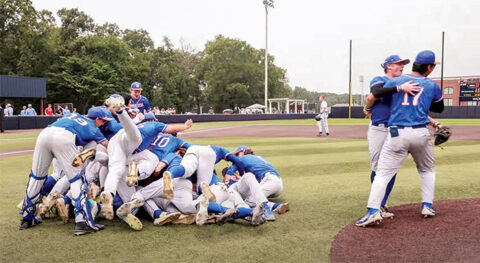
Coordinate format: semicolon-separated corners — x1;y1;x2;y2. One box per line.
123;29;154;53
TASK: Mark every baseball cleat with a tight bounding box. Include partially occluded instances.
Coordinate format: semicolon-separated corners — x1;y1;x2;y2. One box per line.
74;222;97;236
38;191;60;219
262;202;275;221
195;196;209;226
214;208;238;225
163;171;174;200
421;202;436;218
154;212;181;226
126;161;139;187
355;208;382;227
117;213;143;231
56;197;70;224
16;200;23;210
275;203;290;214
72;148;96;167
251;203;266;226
100;192;114;220
105;94;126;112
172;214;196;225
200;182;216;202
19;216;42;230
116;198;145;217
87;182;100;200
380;206;394;219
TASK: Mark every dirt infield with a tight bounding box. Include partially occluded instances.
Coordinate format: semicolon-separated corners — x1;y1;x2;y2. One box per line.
330;198;480;262
1;124;480;158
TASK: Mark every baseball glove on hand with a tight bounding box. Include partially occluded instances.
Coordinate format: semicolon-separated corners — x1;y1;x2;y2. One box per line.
434;124;451;146
315;114;322;121
363;105;371;119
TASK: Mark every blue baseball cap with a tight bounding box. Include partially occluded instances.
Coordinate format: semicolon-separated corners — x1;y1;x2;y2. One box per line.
414;50;440;65
88;106;113;121
144;112;157;120
381;55;410;68
130;82;142;90
235;145;251;154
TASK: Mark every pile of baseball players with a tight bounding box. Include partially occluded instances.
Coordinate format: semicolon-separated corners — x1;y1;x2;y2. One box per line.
356;50;444;227
18;82;289;236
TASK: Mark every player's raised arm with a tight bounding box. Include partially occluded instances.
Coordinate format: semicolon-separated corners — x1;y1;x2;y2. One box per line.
165;119;193;134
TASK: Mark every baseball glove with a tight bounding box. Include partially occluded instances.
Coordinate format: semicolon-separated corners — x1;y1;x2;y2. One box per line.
363;105;371;119
315;114;322;121
434;124;451;146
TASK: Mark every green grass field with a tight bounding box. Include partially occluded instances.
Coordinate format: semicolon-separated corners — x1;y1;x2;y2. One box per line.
1;118;479;152
1;121;480;262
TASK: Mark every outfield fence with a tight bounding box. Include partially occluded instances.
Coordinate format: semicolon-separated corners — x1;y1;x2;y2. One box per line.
1;106;478;130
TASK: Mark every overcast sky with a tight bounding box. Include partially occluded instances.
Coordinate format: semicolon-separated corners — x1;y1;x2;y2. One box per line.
32;0;480;95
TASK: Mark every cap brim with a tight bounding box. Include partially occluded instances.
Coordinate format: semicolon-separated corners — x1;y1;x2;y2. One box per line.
394;59;410;65
130;88;143;90
102;117;113;121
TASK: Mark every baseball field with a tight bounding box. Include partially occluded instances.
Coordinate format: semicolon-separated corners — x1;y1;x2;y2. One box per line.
1;119;479;262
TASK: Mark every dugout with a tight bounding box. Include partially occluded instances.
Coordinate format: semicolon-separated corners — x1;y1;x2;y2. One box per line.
0;75;47;129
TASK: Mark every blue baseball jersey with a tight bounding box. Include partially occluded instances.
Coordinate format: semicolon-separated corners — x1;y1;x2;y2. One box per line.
369;76;392;125
150;134;192;161
161;153;182;171
136;122;168;151
99;106;122;140
384;74;443;126
209;145;233;164
129;95;151;114
226;154;279;182
50;113;107;146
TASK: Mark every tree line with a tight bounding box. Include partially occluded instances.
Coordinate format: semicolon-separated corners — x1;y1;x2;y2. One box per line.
1;0;356;114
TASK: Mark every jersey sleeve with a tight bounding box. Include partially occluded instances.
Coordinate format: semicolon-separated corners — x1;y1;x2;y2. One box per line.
432;82;443;102
226;164;237;176
383;78;397;89
143;97;151;112
155;122;168;133
90;125;108;144
370;76;386;90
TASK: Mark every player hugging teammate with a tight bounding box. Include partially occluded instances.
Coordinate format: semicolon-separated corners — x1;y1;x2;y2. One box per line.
357;50;444;227
17;82;290;236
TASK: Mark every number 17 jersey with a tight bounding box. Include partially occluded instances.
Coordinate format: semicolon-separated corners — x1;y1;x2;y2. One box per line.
384;74;443;127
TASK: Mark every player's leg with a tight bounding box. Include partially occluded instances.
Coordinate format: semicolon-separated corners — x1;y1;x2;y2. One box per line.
317;120;322;135
163;146;200;199
20;129;54;229
116;110;142;152
101;131;128;219
259;172;283;199
196;147;217;201
54;131;103;235
127;150;158;186
409;128;436;217
357;131;409;227
322;115;329;135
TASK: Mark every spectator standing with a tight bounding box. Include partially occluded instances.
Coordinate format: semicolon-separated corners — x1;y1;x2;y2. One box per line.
20;106;27;115
5;104;13;116
63;105;71;116
25;104;36;116
55;105;64;116
44;104;54;116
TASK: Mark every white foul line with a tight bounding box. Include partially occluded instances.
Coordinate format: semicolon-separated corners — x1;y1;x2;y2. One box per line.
0;149;34;157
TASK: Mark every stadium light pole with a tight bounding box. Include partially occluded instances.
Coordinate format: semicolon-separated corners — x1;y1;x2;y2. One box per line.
263;0;274;113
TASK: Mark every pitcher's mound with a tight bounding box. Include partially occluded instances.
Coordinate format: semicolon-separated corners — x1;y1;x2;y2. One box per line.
330;198;480;262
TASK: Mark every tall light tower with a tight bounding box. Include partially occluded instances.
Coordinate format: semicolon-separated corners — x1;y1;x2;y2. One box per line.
263;0;274;112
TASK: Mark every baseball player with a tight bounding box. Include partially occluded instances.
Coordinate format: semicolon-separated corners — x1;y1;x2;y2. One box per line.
356;50;444;227
129;82;151;114
316;96;329;136
19;107;110;235
99;95;192;220
224;146;287;220
364;55;413;218
162;145;245;202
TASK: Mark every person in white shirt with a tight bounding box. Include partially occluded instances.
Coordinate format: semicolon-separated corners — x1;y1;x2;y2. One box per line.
316;96;330;136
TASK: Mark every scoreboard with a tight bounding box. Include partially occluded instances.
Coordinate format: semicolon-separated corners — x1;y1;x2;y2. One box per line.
459;78;480;102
